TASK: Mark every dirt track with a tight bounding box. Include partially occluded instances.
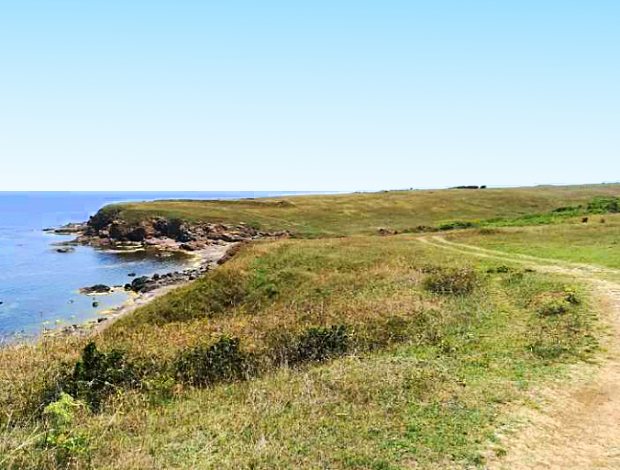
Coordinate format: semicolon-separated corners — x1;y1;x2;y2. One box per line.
419;236;620;469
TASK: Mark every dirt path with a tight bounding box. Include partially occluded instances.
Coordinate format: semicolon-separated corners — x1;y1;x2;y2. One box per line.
419;236;620;469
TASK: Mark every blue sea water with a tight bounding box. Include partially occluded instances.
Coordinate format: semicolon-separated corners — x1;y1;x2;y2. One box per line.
0;192;301;340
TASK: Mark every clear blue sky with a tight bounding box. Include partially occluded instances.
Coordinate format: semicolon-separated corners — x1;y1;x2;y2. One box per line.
1;1;618;191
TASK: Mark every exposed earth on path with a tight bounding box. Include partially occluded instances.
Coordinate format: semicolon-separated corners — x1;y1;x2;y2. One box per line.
420;236;620;469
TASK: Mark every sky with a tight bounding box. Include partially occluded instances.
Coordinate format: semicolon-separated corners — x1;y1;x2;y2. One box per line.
0;1;618;191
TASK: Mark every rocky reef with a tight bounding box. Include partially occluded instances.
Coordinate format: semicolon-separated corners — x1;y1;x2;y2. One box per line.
72;211;290;253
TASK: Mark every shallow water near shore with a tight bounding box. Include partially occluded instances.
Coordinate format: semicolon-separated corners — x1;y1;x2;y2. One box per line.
0;191;302;339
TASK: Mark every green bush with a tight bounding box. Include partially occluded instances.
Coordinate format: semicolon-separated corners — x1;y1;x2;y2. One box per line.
175;336;249;386
534;288;580;317
551;205;581;215
40;393;90;466
537;298;569;316
438;221;478;231
563;287;581;305
486;265;513;274
423;268;478;295
142;373;177;404
65;342;137;411
587;197;620;214
286;325;350;365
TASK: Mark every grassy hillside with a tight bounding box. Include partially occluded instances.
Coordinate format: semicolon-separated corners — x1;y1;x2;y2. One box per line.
448;213;620;271
1;184;616;468
101;184;620;237
1;236;598;468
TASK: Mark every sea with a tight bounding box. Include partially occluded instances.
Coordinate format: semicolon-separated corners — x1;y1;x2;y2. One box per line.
0;192;302;340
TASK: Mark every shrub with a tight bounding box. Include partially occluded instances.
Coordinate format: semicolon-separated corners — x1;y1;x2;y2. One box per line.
563;287;581;305
40;393;90;466
528;309;593;361
285;325;350;365
587;197;620;214
142;373;177;404
175;336;249;386
423;268;478;295
533;288;580;317
537;298;569;316
486;265;512;274
250;267;280;300
65;342;137;411
552;205;581;215
438;221;477;231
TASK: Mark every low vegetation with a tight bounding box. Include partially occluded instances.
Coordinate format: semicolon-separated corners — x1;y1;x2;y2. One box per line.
95;184;620;237
448;213;620;272
0;235;599;468
1;184;618;468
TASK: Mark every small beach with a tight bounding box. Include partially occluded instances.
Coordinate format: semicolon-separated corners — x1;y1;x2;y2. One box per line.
59;242;235;337
0;192;295;340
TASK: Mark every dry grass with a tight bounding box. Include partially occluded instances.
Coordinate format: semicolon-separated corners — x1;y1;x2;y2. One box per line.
0;235;599;468
100;184;620;237
2;185;616;468
448;213;620;271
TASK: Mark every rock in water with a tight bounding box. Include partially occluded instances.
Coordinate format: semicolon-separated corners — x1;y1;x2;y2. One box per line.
127;276;151;293
80;284;112;294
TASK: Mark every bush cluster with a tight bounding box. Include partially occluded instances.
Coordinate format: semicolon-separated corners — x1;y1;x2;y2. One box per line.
438;221;478;231
286;325;350;365
423;268;478;295
40;393;90;467
534;288;581;317
175;336;250;386
587;197;620;214
64;342;138;411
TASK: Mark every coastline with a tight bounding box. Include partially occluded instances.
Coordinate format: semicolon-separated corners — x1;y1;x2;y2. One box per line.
44;242;238;339
26;210;286;341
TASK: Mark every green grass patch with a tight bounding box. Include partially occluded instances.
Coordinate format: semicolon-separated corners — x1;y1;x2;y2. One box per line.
449;214;620;271
0;235;599;468
93;185;620;237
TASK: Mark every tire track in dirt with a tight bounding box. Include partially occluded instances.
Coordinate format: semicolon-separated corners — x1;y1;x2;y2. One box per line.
419;236;620;469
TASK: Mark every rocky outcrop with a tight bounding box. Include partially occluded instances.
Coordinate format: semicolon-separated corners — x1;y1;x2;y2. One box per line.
44;223;88;235
80;284;112;294
122;251;225;293
78;214;290;252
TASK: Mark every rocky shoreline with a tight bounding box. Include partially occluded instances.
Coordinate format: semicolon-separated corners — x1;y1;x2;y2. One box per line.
43;212;289;338
76;209;289;251
47;242;237;338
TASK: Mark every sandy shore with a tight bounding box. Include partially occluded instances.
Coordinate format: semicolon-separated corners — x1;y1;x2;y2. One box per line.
45;242;236;338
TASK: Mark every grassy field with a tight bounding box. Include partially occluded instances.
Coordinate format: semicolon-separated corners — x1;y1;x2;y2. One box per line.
448;213;620;270
1;236;598;469
101;184;620;237
1;184;617;469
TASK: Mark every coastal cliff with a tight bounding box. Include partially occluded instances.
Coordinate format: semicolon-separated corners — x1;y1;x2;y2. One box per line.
62;207;291;253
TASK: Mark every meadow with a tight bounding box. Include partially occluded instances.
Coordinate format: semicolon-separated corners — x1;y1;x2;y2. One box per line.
101;184;620;237
447;213;620;271
1;184;619;469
